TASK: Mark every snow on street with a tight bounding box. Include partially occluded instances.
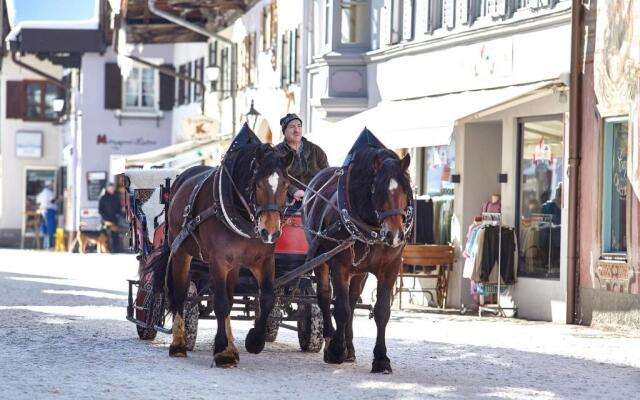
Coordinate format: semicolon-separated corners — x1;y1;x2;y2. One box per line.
0;249;638;400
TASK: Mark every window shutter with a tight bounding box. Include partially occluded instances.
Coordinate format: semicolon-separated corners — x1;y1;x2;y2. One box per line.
427;0;442;33
401;0;415;41
487;0;507;17
292;28;300;84
159;64;175;111
380;0;391;45
458;0;470;25
443;0;455;29
209;41;218;66
104;63;122;110
281;33;288;88
6;81;25;119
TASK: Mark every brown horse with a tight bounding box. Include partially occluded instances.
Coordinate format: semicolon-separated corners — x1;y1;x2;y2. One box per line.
303;134;412;374
162;133;293;367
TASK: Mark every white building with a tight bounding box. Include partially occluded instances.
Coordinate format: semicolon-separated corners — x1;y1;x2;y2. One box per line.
0;54;64;247
303;0;572;322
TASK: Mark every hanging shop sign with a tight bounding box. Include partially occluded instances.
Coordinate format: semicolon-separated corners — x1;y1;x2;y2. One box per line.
182;115;219;142
16;131;43;158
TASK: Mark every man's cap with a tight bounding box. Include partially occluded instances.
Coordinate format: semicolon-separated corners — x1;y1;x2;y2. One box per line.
280;113;302;132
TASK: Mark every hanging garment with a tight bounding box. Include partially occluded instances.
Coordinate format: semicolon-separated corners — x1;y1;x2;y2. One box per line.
414;198;435;244
479;226;517;284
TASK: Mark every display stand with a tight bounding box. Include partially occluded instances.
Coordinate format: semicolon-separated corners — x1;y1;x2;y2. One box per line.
478;212;518;317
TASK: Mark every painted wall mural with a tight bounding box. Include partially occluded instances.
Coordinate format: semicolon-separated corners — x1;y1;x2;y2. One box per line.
594;0;640;198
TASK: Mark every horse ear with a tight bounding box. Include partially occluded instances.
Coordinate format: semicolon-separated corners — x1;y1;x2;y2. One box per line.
400;153;411;172
282;149;295;169
255;145;266;166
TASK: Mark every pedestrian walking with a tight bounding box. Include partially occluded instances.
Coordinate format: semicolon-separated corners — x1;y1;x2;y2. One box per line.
36;180;57;249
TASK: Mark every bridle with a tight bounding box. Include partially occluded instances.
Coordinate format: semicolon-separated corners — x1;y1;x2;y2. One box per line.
337;163;414;246
219;156;286;238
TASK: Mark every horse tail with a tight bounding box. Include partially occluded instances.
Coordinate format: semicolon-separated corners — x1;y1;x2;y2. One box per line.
146;246;175;313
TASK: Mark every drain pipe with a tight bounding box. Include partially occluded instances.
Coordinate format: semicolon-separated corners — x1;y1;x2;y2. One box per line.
10;50;67;90
567;0;583;324
112;15;206;113
147;0;237;133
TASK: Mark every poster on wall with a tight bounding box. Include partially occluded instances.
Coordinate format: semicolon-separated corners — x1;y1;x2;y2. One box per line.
86;171;107;201
16;131;43;158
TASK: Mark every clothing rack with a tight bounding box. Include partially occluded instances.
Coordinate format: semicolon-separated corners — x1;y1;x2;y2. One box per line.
478;212;518;317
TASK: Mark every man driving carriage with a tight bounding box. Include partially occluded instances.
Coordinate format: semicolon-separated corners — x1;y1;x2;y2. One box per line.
274;113;328;206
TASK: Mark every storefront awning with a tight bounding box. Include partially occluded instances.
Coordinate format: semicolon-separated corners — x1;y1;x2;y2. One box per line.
310;80;563;161
114;139;222;172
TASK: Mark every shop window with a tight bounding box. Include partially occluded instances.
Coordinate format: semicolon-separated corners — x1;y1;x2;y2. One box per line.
517;117;564;279
601;117;628;256
123;66;156;111
24;82;59;121
340;0;368;44
418;142;456;196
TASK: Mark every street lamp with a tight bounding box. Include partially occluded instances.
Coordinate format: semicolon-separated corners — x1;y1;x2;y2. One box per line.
245;100;261;131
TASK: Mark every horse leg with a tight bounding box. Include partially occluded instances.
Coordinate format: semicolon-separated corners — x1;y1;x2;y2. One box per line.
314;263;334;350
210;262;236;368
245;256;275;354
225;267;240;362
169;251;192;357
325;263;349;364
345;274;367;362
371;265;399;374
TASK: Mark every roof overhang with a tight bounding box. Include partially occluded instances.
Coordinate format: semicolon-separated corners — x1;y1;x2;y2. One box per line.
309;80;567;165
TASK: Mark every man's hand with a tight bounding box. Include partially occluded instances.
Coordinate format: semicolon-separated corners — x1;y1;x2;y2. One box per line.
293;190;305;202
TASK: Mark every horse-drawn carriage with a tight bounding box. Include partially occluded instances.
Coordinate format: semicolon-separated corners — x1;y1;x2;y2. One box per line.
123;124;413;373
123;167;335;352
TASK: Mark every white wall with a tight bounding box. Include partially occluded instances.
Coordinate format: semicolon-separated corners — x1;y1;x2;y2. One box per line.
172;42;208;143
0;55;63;232
214;0;305;142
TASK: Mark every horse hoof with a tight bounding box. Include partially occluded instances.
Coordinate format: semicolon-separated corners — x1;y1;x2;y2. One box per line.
169;345;187;358
245;328;265;354
214;353;238;368
324;342;347;364
345;350;356;363
371;358;392;374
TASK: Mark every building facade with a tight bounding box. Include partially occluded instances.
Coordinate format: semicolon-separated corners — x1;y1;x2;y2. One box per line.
0;54;64;247
303;0;573;322
575;0;640;331
63;45;176;231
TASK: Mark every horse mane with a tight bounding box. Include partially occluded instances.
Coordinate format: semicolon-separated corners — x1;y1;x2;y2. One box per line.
231;143;284;216
349;148;411;225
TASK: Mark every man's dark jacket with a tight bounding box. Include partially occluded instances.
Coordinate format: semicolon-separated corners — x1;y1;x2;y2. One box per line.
275;137;329;196
99;192;122;223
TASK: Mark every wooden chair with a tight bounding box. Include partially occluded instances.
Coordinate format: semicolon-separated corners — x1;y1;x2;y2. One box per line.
21;211;42;249
398;244;455;309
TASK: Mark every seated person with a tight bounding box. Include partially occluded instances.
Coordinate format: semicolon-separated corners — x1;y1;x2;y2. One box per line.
274;113;328;208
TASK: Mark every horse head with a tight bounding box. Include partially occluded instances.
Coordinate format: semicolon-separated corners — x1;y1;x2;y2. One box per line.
371;150;412;247
251;144;294;244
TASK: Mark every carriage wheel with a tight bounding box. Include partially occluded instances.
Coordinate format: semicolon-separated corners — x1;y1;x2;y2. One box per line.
184;282;199;351
297;304;323;352
136;292;163;341
265;306;283;343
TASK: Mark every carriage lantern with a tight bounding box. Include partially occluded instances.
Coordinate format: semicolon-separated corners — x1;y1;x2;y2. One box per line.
244;100;261;130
